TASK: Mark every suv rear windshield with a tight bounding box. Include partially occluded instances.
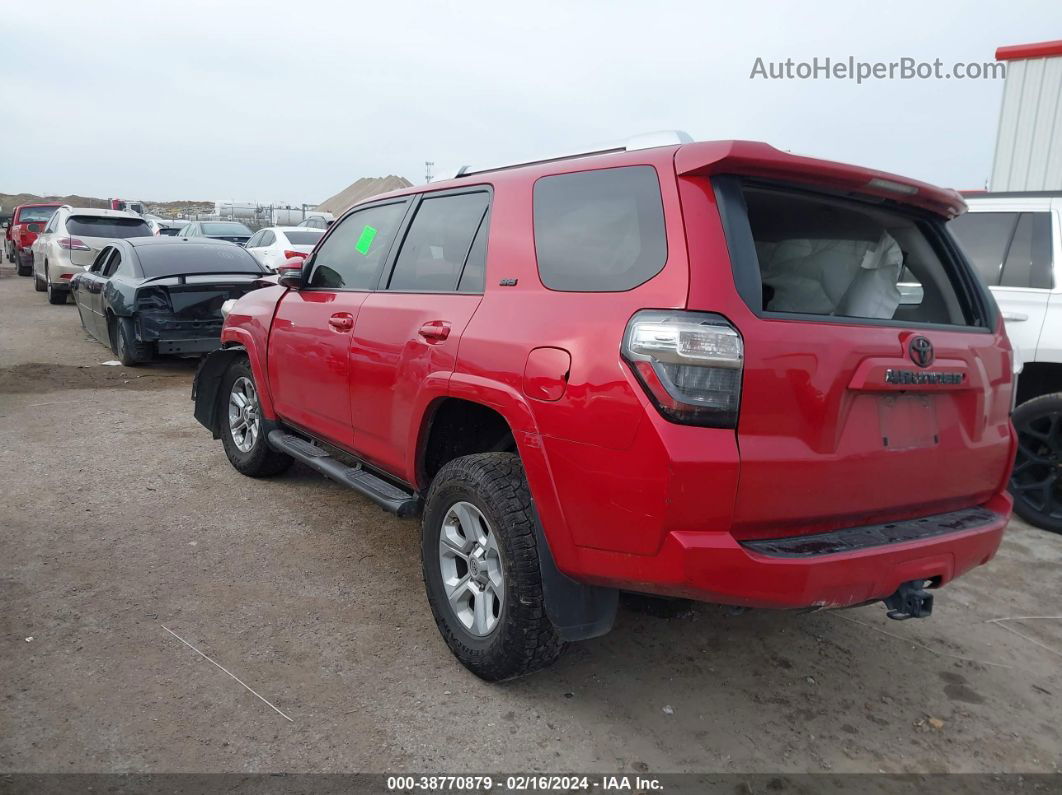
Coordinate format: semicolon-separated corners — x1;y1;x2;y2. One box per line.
18;207;60;223
67;216;152;239
137;245;263;277
718;179;980;327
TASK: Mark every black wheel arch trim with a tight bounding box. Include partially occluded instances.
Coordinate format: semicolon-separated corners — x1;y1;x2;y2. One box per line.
192;345;248;439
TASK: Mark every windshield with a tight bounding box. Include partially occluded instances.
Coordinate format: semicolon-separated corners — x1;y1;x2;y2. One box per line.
18;206;60;223
67;216;152;239
136;244;264;277
283;230;324;245
201;222;251;236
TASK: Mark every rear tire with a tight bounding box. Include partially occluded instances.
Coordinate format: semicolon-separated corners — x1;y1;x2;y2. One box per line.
1011;393;1062;534
46;274;67;305
219;358;293;477
113;316;152;366
421;453;565;681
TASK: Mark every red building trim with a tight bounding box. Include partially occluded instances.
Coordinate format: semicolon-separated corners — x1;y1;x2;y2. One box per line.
996;40;1062;61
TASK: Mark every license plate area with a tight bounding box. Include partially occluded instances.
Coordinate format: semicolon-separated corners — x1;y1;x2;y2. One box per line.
879;394;939;450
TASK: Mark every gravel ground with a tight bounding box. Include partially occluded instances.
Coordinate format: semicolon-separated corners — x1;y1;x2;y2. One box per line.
1;257;1060;775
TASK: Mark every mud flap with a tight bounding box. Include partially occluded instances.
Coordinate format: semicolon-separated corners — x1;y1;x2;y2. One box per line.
533;513;618;641
192;345;246;438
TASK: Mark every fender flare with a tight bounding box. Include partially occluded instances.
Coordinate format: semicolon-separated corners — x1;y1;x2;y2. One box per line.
447;373;618;641
221;327;277;419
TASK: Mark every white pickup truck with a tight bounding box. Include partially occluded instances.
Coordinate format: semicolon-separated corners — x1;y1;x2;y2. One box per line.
950;192;1062;532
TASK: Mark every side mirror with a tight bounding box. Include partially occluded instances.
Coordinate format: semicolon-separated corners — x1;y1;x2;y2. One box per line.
276;257;304;288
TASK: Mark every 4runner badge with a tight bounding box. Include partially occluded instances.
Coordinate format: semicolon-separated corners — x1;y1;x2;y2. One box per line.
884;369;964;385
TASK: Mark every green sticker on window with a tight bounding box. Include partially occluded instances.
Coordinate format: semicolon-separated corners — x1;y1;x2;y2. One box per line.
354;225;377;255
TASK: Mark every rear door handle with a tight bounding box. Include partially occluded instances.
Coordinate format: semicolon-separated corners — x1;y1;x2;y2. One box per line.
328;313;354;331
418;321;451;341
1002;312;1028;322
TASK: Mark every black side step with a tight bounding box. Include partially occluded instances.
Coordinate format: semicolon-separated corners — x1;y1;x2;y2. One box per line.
267;430;420;518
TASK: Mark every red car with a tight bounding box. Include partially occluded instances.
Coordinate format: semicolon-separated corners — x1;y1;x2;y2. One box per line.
6;202;62;276
193;134;1016;681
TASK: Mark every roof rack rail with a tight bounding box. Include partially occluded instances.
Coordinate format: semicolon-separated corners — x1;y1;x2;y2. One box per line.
446;130;694;180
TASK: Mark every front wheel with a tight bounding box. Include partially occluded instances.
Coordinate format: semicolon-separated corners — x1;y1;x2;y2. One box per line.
1011;393;1062;534
421;453;565;681
219;358;293;477
33;266;46;291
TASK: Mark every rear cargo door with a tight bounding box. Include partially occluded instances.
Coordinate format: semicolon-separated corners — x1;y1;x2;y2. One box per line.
705;178;1016;539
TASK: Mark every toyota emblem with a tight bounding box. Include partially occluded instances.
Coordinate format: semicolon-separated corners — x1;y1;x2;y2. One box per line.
909;336;934;368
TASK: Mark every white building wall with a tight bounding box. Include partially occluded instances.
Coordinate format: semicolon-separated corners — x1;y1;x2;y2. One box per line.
991;54;1062;191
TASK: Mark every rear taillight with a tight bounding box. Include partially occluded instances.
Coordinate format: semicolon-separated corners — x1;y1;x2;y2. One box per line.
283;250;307;260
137;287;171;311
622;310;743;428
57;237;90;251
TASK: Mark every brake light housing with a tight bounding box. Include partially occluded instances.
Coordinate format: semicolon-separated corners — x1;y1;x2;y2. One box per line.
283;250;307;260
622;310;744;428
137;287;171;312
57;237;90;251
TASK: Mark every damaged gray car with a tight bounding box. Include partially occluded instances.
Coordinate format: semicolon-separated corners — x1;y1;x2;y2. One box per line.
70;237;269;366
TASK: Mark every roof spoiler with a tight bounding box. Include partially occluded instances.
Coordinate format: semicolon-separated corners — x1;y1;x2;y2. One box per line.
674;141;967;219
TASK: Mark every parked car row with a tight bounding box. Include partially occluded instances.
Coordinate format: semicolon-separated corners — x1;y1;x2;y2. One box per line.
4;202;273;364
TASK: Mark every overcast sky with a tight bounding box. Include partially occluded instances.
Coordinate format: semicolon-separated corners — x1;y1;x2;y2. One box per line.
2;1;1058;204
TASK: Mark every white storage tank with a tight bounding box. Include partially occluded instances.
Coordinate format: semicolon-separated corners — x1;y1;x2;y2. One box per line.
213;201;260;221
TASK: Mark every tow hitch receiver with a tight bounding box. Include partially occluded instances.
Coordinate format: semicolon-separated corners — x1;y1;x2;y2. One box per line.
884;580;934;620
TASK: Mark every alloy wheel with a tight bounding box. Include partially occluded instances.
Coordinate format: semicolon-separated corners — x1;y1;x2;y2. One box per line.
1012;410;1062;520
227;376;261;453
438;501;505;637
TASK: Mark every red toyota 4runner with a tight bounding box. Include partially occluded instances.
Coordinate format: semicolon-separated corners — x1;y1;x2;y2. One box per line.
193;134;1016;681
7;202;62;275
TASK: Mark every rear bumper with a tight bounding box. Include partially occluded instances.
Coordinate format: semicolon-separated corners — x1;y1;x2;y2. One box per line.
573;493;1011;609
46;259;83;286
137;314;222;355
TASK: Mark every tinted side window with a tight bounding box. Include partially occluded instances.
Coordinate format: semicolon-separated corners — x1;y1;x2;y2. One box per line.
308;201;407;290
388;192;489;292
260;231;276;247
103;250;122;277
947;212;1019;286
89;247;112;273
534;166;667;292
458;213;489;293
1000;212;1053;289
